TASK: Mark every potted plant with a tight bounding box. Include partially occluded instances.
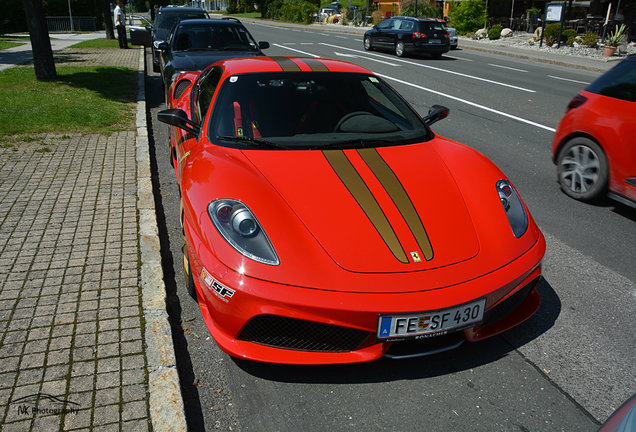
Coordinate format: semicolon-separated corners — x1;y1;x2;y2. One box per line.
604;24;627;56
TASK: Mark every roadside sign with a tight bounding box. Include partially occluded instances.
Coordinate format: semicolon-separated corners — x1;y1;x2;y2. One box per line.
545;2;565;22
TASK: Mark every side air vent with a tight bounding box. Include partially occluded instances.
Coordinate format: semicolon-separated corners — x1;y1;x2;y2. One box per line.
173;79;192;100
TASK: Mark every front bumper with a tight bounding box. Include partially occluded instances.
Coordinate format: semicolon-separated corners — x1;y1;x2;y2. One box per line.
187;224;545;365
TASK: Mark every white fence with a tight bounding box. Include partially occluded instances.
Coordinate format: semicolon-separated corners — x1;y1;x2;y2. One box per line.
45;16;97;32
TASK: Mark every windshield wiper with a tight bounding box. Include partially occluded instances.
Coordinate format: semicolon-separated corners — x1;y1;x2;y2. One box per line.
216;135;293;150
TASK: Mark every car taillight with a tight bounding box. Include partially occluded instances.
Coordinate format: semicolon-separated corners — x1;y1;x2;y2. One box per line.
567;94;587;111
443;33;449;39
413;32;427;39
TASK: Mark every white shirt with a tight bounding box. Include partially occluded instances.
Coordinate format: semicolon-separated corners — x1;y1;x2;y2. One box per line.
114;5;125;26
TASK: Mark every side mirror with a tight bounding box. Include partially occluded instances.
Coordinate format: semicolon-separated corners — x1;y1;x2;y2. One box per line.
157;109;201;136
157;41;169;51
259;41;270;49
423;105;449;127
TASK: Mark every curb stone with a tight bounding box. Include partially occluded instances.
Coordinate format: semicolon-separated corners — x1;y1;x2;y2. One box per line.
134;49;188;431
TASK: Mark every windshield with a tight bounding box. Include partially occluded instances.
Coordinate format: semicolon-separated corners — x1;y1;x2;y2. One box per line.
208;72;431;150
586;58;636;102
155;11;208;31
172;23;259;52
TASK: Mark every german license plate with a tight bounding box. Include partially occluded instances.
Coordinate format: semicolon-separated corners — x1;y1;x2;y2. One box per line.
430;39;441;44
377;298;486;341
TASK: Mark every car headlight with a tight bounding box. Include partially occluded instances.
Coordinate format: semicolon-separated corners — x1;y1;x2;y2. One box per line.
496;180;528;238
208;199;279;265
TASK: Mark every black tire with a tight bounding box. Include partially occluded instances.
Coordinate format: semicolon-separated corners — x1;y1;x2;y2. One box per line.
432;52;442;59
450;45;457;50
182;236;197;300
556;137;608;202
364;36;373;51
395;41;405;57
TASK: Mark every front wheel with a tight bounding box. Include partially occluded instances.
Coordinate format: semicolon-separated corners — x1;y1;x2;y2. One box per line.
556;137;608;202
364;36;373;51
395;41;405;57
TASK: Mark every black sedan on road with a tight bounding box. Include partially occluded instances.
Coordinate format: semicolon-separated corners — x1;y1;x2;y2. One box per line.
364;16;450;58
158;18;269;97
129;6;210;72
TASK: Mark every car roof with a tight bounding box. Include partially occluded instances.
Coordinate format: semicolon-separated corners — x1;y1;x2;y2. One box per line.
175;18;243;26
158;6;207;14
212;56;372;75
394;16;444;22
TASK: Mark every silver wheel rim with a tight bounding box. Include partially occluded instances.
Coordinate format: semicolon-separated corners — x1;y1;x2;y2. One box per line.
364;37;370;49
396;42;403;56
560;144;600;193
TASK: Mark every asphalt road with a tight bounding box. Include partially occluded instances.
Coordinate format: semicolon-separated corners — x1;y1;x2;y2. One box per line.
144;22;635;431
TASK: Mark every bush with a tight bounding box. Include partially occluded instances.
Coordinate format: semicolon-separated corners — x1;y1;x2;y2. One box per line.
265;0;315;23
449;0;486;35
488;24;502;40
371;10;383;26
580;32;598;48
562;29;577;43
544;22;561;45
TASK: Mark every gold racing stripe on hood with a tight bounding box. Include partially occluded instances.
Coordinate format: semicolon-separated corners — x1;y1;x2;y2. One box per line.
270;56;301;72
323;149;409;264
357;148;434;261
300;58;329;72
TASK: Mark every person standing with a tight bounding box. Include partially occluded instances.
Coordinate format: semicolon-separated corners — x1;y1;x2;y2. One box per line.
114;1;128;49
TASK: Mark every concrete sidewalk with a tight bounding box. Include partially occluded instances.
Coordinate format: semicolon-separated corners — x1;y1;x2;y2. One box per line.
0;47;185;431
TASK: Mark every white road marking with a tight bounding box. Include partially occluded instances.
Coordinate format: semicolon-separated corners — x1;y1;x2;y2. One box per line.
334;51;398;66
300;43;314;45
489;63;528;72
548;75;591;85
375;72;556;132
335;36;348;39
354;39;363;42
273;43;320;58
319;43;536;93
444;55;474;62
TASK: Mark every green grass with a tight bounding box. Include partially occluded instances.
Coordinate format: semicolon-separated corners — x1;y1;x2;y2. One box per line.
227;12;261;18
0;65;137;135
0;41;24;50
68;38;121;49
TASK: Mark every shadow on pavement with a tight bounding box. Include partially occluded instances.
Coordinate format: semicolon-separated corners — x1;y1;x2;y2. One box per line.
145;70;206;432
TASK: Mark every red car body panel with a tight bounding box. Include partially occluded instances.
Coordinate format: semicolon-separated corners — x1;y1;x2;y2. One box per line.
552;89;636;203
162;57;546;364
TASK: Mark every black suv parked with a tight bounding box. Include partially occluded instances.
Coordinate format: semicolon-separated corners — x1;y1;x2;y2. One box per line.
364;16;450;58
129;6;209;72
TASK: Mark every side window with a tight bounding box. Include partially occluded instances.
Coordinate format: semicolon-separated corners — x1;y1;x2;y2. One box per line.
400;20;413;31
377;19;392;30
586;62;636;102
393;19;403;30
193;66;223;124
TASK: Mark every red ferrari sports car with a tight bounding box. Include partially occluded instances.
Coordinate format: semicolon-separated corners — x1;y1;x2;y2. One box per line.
158;56;546;364
552;54;636;207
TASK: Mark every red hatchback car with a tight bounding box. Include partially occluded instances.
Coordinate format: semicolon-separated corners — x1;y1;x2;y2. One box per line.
552;55;636;207
158;57;545;364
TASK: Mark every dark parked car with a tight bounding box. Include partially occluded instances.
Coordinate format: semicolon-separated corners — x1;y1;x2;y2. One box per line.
129;6;209;72
364;16;450;58
158;18;269;97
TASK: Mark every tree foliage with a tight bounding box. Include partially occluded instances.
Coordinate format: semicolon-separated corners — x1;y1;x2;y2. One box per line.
399;0;442;18
448;0;486;35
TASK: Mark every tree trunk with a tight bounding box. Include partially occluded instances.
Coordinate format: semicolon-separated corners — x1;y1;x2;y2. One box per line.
22;0;56;81
104;0;115;39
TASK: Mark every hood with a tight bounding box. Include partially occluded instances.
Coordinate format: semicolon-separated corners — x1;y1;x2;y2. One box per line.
171;51;263;71
243;143;480;273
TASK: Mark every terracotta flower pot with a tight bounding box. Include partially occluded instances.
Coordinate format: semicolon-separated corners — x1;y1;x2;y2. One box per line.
603;45;617;57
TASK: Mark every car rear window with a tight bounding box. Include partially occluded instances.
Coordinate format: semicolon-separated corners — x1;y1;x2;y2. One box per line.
155;11;208;30
586;59;636;102
418;22;446;33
